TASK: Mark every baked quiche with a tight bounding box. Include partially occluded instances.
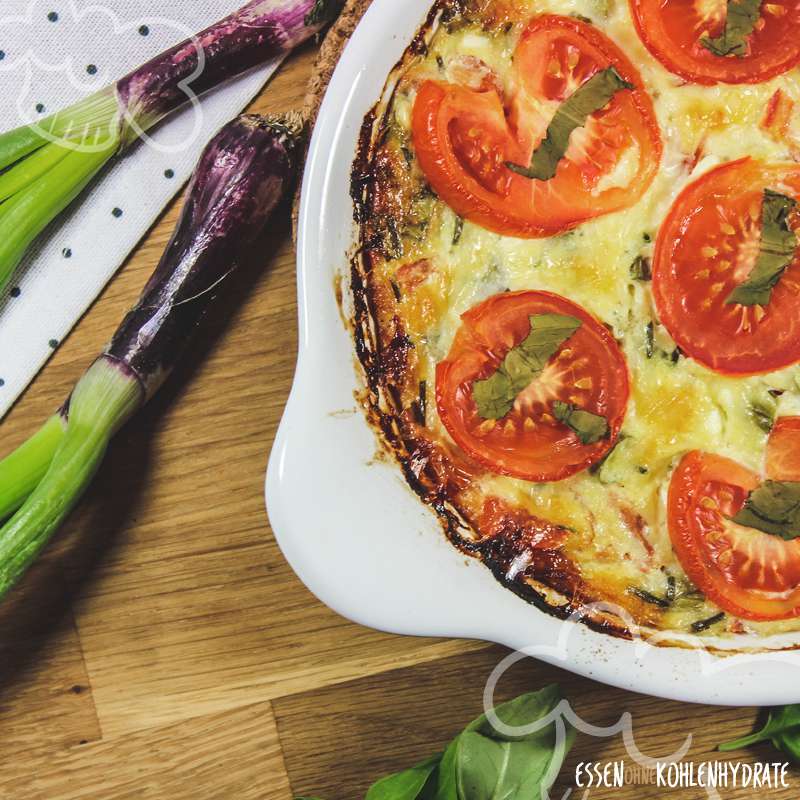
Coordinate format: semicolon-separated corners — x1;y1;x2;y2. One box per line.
350;0;800;639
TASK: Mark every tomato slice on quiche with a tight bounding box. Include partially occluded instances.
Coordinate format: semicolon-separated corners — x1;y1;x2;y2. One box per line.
669;448;800;621
412;14;662;238
436;291;629;482
766;416;800;482
630;0;800;85
652;159;800;376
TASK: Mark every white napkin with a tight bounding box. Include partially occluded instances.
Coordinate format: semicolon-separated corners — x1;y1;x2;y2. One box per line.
0;0;285;418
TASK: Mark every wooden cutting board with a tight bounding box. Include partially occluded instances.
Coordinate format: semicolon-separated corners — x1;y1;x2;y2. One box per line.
0;5;797;799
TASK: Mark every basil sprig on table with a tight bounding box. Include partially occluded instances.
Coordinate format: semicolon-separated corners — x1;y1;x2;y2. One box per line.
553;401;609;445
473;314;581;420
365;756;441;800
720;704;800;762
507;67;633;181
298;685;574;800
701;0;762;57
434;686;574;800
730;480;800;539
726;190;798;307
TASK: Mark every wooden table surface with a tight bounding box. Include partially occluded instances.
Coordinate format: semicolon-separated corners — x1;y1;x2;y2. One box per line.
0;40;797;800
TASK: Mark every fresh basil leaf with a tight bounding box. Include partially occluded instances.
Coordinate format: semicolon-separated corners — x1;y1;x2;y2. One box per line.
507;67;634;181
720;704;800;763
366;754;441;800
730;480;800;539
455;686;575;799
473;314;581;420
468;684;564;742
701;0;762;57
553;400;609;445
363;687;574;800
456;732;564;800
726;190;798;307
435;736;460;800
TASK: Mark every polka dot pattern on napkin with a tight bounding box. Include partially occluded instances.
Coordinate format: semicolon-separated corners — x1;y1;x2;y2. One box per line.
0;0;285;419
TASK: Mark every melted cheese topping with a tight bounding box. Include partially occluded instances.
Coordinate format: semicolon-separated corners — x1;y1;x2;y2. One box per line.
367;0;800;636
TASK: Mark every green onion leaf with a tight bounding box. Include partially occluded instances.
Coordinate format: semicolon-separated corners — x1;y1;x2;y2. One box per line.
0;135;118;293
0;359;142;600
0;126;51;173
0;140;74;204
452;215;464;246
749;397;776;433
473;314;581;420
552;400;609;445
507;67;633;181
691;611;726;633
628;587;670;607
0;413;65;522
630;255;651;281
726;190;798;307
730;480;800;539
645;321;655;359
701;0;762;57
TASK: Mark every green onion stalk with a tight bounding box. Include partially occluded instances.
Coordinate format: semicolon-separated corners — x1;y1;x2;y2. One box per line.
0;0;341;295
0;113;300;600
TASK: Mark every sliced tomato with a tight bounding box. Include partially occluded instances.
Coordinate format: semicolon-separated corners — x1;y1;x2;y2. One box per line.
767;416;800;481
630;0;800;85
652;159;800;375
412;15;662;238
669;451;800;620
436;291;629;482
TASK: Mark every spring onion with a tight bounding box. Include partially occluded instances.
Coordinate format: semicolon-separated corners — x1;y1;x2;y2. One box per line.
0;113;300;600
0;0;341;295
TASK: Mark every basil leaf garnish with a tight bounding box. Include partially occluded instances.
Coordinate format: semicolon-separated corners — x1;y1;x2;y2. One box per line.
472;314;581;420
726;190;798;307
365;754;441;800
507;67;633;182
730;480;800;540
552;400;610;445
436;685;575;800
701;0;762;57
720;704;800;760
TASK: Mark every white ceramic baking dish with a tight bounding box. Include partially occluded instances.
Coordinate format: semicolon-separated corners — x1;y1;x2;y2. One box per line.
266;0;800;705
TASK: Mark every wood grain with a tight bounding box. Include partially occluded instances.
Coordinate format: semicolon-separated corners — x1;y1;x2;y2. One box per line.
0;702;291;800
0;13;796;800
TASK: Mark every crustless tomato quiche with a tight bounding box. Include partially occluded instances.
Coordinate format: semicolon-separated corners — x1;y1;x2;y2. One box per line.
350;0;800;638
